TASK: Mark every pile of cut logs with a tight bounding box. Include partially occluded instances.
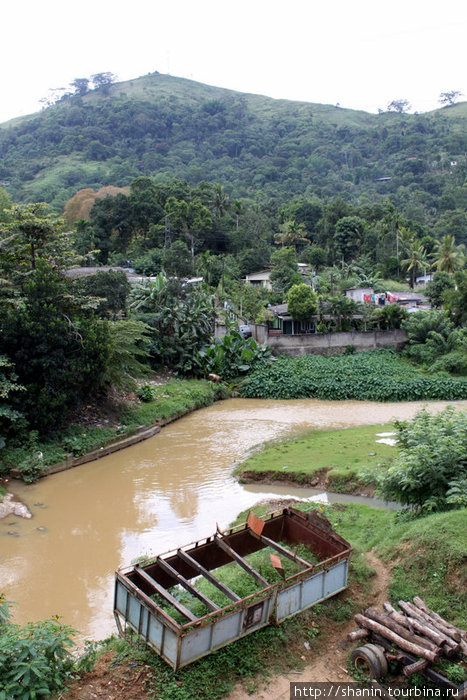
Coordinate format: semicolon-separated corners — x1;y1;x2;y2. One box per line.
348;596;467;677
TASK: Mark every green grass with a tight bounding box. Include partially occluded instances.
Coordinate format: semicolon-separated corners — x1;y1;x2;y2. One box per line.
377;509;467;626
377;279;412;292
235;423;397;491
2;379;226;481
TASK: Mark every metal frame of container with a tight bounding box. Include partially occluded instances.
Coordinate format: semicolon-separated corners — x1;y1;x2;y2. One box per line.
114;507;352;670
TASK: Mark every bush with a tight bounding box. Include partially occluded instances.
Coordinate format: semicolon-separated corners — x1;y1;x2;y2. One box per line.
378;408;467;513
0;597;76;699
403;311;467;374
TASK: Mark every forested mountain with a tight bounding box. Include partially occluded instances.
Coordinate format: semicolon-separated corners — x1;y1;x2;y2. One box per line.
0;72;466;241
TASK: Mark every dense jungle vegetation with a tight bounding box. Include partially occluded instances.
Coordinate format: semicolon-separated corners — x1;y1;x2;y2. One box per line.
0;72;466;245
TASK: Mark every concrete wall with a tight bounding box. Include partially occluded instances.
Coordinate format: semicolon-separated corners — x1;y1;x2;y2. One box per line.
266;329;408;357
214;324;407;356
214;323;268;344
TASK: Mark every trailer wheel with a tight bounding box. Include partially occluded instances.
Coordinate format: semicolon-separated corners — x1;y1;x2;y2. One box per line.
350;645;384;679
364;644;388;677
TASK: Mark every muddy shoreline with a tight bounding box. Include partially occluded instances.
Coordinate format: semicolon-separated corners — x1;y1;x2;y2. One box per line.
237;468;376;496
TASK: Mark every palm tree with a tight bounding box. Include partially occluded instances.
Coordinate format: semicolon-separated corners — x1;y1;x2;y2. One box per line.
431;235;465;273
401;240;429;288
275;220;309;249
209;184;230;218
396;226;416;276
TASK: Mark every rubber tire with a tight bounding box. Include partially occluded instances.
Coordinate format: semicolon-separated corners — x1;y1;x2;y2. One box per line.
350;645;383;679
364;644;388;677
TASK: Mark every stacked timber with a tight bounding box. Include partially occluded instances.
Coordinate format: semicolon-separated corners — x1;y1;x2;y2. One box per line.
348;596;467;676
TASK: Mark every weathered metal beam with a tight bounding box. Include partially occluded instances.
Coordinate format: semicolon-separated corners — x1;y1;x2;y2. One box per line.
134;566;198;622
157;557;219;611
214;535;269;587
249;531;311;568
177;548;241;602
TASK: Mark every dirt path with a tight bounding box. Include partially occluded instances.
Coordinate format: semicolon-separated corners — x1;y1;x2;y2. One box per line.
58;650;151;700
224;551;391;700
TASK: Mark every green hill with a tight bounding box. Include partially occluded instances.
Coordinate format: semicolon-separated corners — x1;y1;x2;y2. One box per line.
0;72;466;229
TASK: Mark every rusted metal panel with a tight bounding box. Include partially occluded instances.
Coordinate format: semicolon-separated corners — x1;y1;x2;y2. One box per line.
114;507;352;670
247;510;265;536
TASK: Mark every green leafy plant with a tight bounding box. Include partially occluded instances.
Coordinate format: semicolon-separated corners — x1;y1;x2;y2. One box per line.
0;597;77;699
136;384;158;402
239;350;467;402
195;329;273;381
378;407;467;513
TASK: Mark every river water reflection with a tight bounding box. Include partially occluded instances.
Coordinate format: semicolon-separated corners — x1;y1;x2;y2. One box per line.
2;397;465;641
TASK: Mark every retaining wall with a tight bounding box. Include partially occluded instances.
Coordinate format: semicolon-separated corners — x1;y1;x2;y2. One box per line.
214;324;407;357
266;329;408;357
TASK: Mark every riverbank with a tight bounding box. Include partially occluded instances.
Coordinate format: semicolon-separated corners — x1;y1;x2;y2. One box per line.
4;397;467;654
1;379;227;482
235;423;396;495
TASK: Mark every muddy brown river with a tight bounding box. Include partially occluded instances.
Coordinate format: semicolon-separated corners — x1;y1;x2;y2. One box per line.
1;397;465;642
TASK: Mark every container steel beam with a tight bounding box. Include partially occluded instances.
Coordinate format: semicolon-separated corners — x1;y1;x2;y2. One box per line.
134;565;198;622
177;549;241;602
157;557;219;611
214;535;269;587
248;531;312;569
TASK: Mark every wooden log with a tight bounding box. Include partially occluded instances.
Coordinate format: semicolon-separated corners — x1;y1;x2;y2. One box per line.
403;659;429;677
413;596;430;613
406;616;460;656
364;607;439;652
348;628;369;641
388;609;418;635
399;601;461;644
354;614;439;663
413;596;466;640
406;615;452;647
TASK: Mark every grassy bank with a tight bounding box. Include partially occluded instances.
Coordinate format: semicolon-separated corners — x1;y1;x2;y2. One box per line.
65;503;467;699
235;423;397;492
1;379;227;482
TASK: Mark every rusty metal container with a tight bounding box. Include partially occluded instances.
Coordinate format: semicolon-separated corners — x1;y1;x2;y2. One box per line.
114;507;352;670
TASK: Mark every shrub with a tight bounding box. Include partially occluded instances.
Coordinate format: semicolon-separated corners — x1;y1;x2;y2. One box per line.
403;311;467;374
0;597;77;699
378;408;467;513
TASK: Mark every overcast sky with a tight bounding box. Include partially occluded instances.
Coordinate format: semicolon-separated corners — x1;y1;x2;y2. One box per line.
1;0;466;124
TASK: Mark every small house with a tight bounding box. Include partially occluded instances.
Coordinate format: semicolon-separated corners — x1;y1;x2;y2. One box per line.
244;269;273;290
